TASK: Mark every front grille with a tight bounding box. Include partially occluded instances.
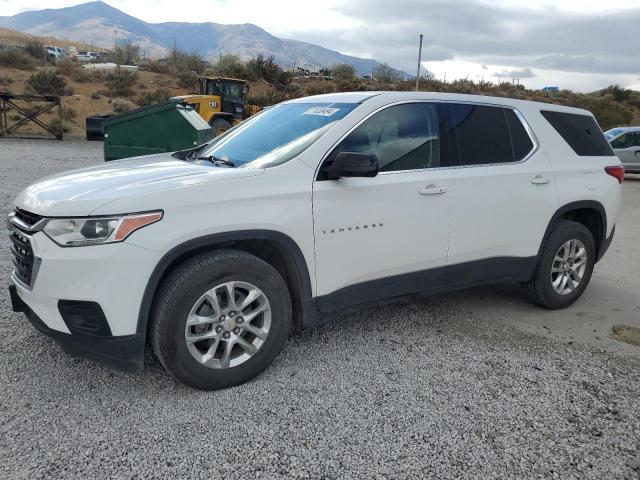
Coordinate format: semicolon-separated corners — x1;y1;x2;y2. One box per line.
14;208;44;228
10;229;35;286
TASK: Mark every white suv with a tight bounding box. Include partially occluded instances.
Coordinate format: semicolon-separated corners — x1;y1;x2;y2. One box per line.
8;92;623;390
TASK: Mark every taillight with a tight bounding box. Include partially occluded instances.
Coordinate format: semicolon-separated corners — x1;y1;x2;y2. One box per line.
605;165;625;184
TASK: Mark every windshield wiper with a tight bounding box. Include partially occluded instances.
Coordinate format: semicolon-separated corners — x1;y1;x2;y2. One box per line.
197;156;236;168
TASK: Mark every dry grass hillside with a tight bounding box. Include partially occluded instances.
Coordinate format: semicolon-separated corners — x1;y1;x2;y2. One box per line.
0;64;185;137
0;27;90;51
1;28;639;139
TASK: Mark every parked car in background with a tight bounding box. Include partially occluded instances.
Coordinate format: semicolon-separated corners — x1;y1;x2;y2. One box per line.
45;46;66;60
76;51;98;63
8;92;623;390
605;127;640;173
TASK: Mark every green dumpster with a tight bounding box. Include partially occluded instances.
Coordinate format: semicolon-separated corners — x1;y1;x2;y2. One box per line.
103;102;213;161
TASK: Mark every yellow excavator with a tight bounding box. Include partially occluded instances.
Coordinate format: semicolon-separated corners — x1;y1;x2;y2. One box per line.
171;77;261;136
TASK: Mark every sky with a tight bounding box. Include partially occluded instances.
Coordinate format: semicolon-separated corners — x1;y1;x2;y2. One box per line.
3;0;640;92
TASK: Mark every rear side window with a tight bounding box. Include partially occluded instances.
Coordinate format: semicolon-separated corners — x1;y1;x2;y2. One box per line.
448;104;531;165
541;110;614;156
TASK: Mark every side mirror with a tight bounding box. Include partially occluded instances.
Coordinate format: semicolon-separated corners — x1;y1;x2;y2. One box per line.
324;152;378;180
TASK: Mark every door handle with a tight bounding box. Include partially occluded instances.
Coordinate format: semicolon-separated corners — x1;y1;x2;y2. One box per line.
419;184;447;195
530;175;551;185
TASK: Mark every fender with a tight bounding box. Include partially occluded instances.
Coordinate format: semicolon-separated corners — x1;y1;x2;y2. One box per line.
539;200;608;259
136;230;315;338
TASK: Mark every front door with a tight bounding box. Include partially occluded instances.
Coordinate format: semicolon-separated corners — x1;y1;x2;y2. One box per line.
312;102;454;311
611;131;640;171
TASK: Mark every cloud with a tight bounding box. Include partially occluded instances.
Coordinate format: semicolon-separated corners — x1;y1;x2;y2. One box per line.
288;0;639;78
492;68;536;79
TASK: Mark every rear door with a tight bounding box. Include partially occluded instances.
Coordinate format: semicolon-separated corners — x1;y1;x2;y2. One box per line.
312;102;454;309
445;103;558;265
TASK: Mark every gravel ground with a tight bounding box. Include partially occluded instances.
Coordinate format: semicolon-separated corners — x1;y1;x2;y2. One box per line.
1;139;639;479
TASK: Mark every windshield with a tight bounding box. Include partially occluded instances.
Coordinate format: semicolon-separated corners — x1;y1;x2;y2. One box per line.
198;102;358;168
604;128;624;140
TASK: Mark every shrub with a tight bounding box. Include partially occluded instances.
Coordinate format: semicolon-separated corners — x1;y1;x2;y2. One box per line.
332;62;355;81
247;53;282;83
0;48;36;70
143;59;173;74
60;106;77;122
372;62;401;84
25;69;72;95
56;57;81;76
212;54;249;79
0;76;13;86
600;85;632;102
91;92;101;100
48;118;74;135
24;41;45;60
113;40;140;65
105;67;138;97
177;70;199;91
168;46;206;74
301;80;335;96
110;98;136;114
246;89;288;107
137;88;171;106
152;75;174;88
83;69;105;83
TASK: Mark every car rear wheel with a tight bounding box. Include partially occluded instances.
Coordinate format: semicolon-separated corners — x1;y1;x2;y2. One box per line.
522;220;595;309
150;249;291;390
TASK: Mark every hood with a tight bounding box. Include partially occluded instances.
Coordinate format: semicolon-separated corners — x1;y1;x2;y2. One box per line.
14;154;262;216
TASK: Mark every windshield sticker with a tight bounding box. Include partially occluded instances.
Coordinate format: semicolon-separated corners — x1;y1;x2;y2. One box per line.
303;106;340;117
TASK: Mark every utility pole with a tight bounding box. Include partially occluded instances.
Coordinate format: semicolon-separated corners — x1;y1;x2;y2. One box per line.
415;34;423;91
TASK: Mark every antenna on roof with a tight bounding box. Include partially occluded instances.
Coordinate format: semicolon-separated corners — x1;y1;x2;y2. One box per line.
415;34;423;92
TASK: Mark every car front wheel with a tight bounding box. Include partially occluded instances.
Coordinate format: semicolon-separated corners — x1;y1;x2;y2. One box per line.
150;249;292;390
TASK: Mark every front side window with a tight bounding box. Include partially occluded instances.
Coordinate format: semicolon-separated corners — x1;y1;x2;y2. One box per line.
448;104;517;165
329;103;442;172
611;132;640;149
198;102;358;168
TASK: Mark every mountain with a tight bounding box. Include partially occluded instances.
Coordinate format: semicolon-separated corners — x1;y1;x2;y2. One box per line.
0;1;391;76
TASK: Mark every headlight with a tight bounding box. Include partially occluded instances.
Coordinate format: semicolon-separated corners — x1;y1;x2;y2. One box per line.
43;211;163;247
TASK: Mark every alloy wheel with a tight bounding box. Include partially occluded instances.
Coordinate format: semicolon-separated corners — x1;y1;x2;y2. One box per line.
550;239;588;295
184;281;271;369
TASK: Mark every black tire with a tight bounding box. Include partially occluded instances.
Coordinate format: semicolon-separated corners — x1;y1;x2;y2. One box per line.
150;249;291;390
210;117;232;136
522;220;596;309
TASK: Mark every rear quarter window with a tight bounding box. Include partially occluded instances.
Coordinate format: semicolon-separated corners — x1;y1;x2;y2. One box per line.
541;110;614;156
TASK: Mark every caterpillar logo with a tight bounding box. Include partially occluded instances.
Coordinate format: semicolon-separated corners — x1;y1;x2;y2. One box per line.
208;101;218;108
322;223;384;235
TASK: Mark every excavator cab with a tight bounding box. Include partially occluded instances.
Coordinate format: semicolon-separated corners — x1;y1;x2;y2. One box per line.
171;77;251;136
201;77;248;121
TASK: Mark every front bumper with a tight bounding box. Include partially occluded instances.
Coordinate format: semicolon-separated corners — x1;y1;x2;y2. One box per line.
8;231;162;371
10;284;144;371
